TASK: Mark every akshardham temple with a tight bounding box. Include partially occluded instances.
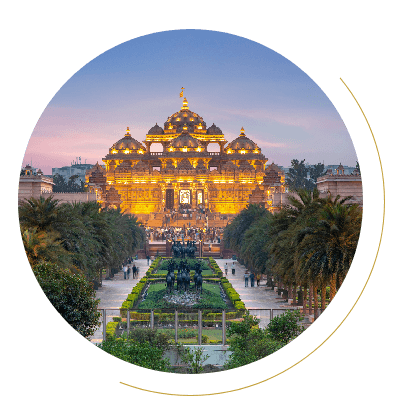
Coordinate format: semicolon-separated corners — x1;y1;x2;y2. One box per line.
86;97;285;226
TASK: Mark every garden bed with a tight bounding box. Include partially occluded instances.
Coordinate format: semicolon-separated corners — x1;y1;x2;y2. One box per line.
120;257;245;320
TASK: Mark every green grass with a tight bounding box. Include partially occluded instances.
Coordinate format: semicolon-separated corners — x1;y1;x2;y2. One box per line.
155;328;224;343
138;282;227;310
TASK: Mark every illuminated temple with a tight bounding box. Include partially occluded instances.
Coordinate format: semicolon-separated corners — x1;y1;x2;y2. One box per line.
86;97;285;226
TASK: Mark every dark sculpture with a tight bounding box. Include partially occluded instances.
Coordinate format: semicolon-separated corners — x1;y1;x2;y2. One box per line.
164;257;203;293
192;261;203;293
171;240;197;258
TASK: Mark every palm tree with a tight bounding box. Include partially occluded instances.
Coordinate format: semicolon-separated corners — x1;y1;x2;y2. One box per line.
21;228;71;268
268;188;326;312
296;197;362;315
19;196;61;231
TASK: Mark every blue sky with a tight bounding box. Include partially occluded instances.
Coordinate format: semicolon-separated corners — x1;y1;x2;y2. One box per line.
24;29;358;173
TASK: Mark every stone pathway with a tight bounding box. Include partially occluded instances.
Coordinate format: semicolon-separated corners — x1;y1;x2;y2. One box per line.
89;259;151;344
215;259;295;328
90;257;298;343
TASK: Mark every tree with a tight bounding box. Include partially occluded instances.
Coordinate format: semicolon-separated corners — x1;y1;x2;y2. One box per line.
285;159;325;191
240;215;272;273
295;197;362;306
224;313;283;370
97;336;171;371
267;188;326;305
32;262;101;338
19;196;61;231
223;203;270;254
267;310;305;344
19;198;145;284
21;228;71;268
309;162;325;183
286;159;313;191
53;174;85;192
177;345;210;373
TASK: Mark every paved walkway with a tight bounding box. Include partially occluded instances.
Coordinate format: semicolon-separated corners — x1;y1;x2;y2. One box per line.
90;257;296;343
90;259;152;344
215;259;295;328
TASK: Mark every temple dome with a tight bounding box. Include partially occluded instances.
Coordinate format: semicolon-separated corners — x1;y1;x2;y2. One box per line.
207;123;222;135
169;132;205;151
226;127;259;151
111;128;146;152
164;98;206;133
148;123;164;135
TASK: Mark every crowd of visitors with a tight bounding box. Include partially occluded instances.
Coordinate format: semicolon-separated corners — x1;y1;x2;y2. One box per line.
162;204;209;226
121;256;139;280
244;269;262;287
145;226;224;244
223;262;262;288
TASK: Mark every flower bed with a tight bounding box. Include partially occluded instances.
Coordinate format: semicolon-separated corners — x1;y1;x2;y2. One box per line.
119;257;245;319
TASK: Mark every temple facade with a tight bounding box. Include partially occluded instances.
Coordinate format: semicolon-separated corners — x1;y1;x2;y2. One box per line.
86;98;285;224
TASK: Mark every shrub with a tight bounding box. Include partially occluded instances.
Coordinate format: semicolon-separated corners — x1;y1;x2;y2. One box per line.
106;321;119;339
125;328;171;352
224;313;283;370
234;301;246;311
32;262;101;338
267;310;305;344
97;336;171;371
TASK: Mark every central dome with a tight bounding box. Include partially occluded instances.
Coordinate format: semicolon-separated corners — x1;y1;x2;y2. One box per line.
169;132;205;151
164;98;207;134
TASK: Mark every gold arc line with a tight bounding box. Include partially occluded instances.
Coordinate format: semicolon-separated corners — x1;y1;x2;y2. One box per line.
120;78;385;396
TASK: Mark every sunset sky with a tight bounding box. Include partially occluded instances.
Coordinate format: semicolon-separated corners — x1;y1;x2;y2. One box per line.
22;30;358;174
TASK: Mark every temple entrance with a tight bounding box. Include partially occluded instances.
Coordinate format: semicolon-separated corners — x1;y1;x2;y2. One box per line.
179;189;191;205
166;189;174;209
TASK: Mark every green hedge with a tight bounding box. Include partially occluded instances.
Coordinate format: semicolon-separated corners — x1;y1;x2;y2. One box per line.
120;257;246;318
120;276;149;317
106;321;119;340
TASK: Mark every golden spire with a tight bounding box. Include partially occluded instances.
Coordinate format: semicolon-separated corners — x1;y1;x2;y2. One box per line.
181;97;189;110
180;87;185;97
125;127;131;136
240;127;245;136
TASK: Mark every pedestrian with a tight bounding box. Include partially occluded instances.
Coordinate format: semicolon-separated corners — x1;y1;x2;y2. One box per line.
147;255;150;265
225;263;228;276
244;270;250;287
232;262;235;275
127;266;131;279
256;273;261;286
123;265;127;280
250;272;255;287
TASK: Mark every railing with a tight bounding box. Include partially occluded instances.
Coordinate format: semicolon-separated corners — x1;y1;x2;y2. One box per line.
93;307;297;344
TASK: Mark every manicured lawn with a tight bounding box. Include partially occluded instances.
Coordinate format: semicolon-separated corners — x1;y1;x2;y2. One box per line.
155;327;224;343
138;282;226;310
